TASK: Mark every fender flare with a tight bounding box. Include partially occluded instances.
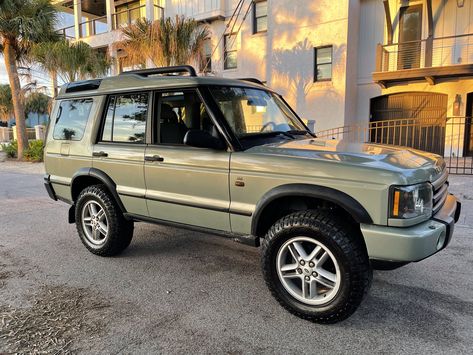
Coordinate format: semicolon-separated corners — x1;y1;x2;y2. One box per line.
251;183;373;236
71;167;127;213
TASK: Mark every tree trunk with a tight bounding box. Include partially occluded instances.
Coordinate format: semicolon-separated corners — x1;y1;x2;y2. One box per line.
51;70;58;98
3;40;28;159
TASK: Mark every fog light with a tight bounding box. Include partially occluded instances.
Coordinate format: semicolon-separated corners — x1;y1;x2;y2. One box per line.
437;231;446;250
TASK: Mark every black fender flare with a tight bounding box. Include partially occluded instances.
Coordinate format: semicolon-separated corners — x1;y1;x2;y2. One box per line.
71;168;127;214
251;184;373;236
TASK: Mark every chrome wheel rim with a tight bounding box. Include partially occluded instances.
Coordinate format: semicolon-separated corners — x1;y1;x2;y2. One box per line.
276;236;341;305
81;201;108;246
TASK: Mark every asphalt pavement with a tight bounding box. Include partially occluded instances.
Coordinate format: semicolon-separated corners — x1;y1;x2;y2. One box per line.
0;162;472;354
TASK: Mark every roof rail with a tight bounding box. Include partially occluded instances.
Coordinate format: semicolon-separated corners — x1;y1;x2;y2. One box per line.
120;65;197;77
65;79;102;93
239;78;265;85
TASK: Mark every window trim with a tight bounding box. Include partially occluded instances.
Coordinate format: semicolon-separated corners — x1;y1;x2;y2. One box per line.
53;98;94;141
253;0;268;34
98;91;152;145
314;45;333;82
223;33;238;70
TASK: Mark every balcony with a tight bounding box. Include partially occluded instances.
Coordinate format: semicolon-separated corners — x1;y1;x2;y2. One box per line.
176;0;225;22
57;4;164;41
373;34;473;87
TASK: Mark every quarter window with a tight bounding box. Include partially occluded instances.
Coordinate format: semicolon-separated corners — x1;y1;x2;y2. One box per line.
224;34;237;70
314;46;333;82
101;93;148;143
253;1;268;33
53;98;93;141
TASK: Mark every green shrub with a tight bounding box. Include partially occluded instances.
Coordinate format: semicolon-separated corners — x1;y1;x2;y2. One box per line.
1;140;18;158
23;139;44;162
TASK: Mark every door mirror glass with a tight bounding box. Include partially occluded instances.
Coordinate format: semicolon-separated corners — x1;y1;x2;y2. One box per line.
184;129;226;150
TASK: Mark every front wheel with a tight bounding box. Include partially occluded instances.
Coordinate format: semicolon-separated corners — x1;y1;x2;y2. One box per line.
261;210;372;324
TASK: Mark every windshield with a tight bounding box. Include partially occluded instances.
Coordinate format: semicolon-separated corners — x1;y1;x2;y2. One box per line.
209;86;307;138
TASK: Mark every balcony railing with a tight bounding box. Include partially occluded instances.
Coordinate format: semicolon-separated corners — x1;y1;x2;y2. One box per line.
376;33;473;72
57;4;164;40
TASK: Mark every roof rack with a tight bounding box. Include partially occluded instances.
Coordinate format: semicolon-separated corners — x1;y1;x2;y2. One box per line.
120;65;197;77
65;79;102;93
239;78;265;85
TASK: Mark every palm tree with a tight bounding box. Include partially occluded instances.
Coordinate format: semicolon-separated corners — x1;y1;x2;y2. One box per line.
0;84;13;123
31;40;111;95
116;16;210;69
0;0;58;158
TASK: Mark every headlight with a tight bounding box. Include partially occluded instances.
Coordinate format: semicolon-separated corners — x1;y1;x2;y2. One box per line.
389;183;433;220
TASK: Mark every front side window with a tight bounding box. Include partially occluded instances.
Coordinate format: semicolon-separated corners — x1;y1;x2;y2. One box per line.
314;46;333;82
253;1;268;33
53;98;93;141
101;93;148;143
224;34;237;70
155;90;218;145
209;86;306;138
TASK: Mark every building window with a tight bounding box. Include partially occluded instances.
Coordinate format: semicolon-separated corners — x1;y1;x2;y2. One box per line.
253;1;268;33
314;46;333;82
200;40;212;73
224;34;237;70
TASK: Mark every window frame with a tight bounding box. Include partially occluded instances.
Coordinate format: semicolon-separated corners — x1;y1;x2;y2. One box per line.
53;98;94;141
98;91;152;145
253;0;268;34
314;45;333;82
223;34;238;70
151;87;231;149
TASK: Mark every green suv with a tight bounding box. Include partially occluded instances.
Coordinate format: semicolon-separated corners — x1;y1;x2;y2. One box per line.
44;66;461;323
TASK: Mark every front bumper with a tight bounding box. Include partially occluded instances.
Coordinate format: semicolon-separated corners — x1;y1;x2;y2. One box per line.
361;194;461;262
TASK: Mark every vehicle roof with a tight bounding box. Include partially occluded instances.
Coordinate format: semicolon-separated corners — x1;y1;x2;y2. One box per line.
56;74;269;99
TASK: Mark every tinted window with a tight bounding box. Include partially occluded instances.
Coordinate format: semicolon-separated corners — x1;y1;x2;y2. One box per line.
101;93;148;143
53;99;93;140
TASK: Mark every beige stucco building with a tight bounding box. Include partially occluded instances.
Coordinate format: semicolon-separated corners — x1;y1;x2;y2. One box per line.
54;0;473;159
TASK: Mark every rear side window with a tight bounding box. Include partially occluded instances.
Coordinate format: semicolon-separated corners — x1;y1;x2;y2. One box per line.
101;93;148;143
53;99;93;140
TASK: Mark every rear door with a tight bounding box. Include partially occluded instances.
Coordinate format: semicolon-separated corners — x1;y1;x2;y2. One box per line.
144;89;231;231
92;92;150;216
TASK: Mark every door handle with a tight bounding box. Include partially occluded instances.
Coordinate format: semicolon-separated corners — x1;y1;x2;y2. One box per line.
145;155;164;162
93;151;108;157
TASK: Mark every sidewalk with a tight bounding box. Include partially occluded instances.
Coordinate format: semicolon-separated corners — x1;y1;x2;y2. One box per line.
0;161;45;175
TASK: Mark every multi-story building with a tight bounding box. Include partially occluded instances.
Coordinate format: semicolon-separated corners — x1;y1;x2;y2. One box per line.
54;0;473;164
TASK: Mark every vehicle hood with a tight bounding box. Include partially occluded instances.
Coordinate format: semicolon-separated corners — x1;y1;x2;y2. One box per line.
246;138;446;183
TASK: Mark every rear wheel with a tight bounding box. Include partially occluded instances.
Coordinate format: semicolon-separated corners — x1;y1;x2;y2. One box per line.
75;185;133;256
261;210;372;323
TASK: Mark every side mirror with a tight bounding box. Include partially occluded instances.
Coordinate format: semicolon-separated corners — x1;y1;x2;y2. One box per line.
184;130;226;150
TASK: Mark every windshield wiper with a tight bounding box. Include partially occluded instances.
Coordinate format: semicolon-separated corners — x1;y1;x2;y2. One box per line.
270;131;295;139
287;129;315;137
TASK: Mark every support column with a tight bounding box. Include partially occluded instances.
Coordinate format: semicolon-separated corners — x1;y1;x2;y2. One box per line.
105;0;115;31
73;0;82;39
145;0;155;22
84;16;94;37
108;44;120;76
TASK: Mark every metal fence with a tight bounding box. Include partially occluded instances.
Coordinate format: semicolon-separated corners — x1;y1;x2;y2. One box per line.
316;117;473;175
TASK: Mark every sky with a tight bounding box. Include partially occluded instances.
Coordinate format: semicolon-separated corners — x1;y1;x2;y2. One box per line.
0;12;75;95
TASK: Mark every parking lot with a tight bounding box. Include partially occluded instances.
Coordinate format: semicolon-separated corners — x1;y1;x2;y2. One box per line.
1;162;472;354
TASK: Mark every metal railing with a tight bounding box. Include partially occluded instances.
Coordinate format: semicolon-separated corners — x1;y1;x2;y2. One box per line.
376;33;473;72
57;4;164;39
316;117;473;175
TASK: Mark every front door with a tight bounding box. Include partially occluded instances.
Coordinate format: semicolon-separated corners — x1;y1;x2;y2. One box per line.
144;89;231;231
398;5;423;70
92;92;149;216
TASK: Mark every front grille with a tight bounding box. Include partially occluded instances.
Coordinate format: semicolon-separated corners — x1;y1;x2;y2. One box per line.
432;170;449;215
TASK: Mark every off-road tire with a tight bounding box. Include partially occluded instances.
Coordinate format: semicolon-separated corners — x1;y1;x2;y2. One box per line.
261;210;372;324
75;184;134;256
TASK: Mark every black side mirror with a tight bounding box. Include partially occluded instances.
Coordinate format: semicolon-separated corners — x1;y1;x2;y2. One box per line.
184;130;226;150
